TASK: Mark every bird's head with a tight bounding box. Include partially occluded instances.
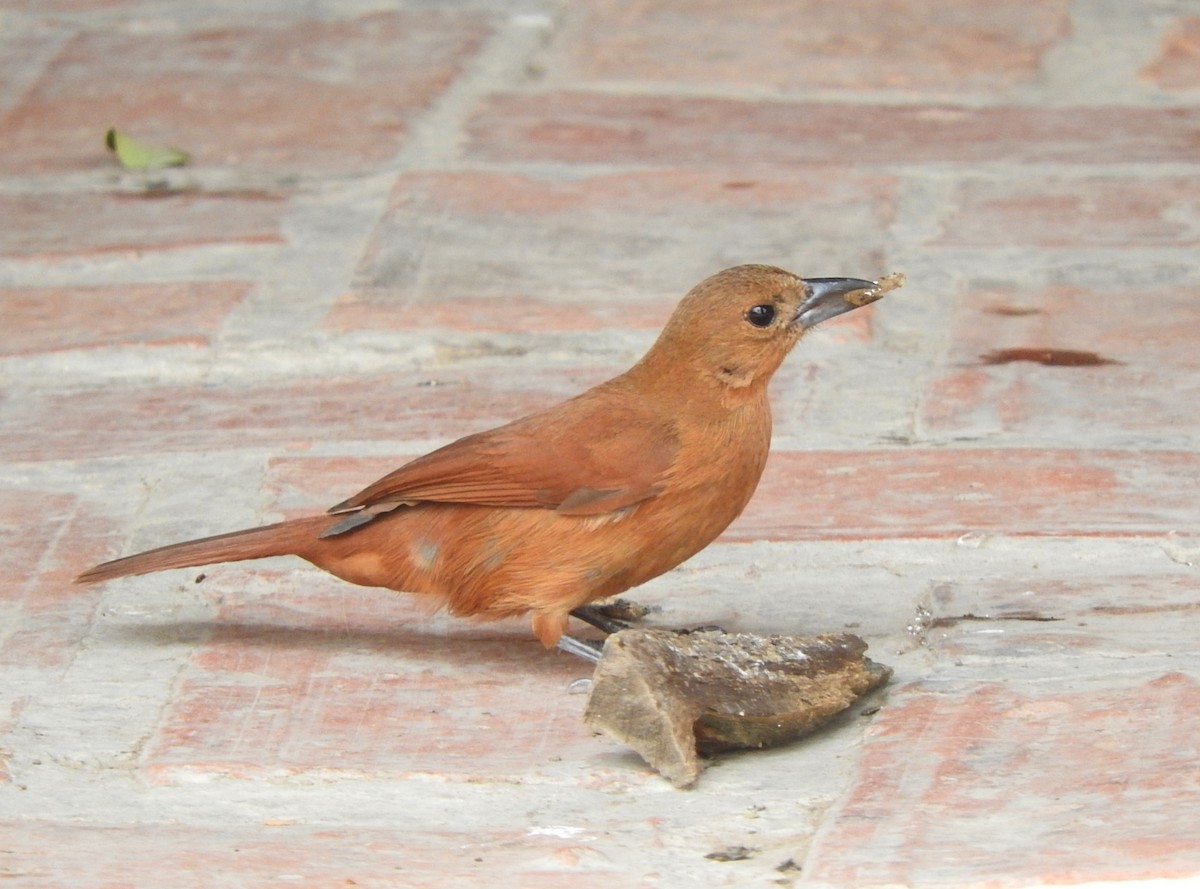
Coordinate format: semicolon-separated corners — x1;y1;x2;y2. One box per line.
638;264;889;396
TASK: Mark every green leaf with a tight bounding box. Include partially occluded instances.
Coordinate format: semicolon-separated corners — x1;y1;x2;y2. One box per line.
105;128;191;170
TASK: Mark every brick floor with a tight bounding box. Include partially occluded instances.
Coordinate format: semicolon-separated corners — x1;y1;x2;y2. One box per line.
467;95;1200;166
0;282;250;354
333;169;896;333
1141;16;1200;90
933;177;1200;248
140;577;595;783
921;282;1200;444
806;673;1200;887
2;2;1199;887
0;190;287;259
543;0;1073;94
0;11;491;175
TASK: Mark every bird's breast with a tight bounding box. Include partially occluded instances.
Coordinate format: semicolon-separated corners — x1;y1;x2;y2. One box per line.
596;402;772;584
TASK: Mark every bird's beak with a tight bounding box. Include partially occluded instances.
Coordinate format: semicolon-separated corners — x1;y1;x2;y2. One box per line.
795;277;884;328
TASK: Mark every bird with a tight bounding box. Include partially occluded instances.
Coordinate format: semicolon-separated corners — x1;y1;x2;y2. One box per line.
76;265;893;652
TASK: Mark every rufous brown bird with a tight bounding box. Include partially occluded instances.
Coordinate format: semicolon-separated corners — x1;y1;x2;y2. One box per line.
76;266;895;650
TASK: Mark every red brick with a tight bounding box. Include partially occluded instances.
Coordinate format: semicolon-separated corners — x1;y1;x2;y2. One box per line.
548;0;1069;93
0;701;17;783
921;283;1200;439
332;170;896;332
0;191;284;259
0;493;115;669
0;820;625;889
141;578;598;782
737;448;1200;540
466;94;1200;166
927;573;1200;659
0;493;81;604
0;282;249;355
0;12;490;174
0;24;63;117
1141;16;1200;90
5;370;614;463
934;176;1200;246
806;674;1200;885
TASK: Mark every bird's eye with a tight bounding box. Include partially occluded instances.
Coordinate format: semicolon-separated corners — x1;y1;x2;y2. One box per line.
746;304;776;328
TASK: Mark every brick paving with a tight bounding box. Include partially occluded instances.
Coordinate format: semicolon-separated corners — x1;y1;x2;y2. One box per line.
2;2;1199;887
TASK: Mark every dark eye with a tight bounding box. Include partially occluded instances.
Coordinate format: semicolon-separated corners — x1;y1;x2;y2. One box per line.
746;304;776;328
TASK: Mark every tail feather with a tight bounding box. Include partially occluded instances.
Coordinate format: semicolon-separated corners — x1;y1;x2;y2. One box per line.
75;516;332;584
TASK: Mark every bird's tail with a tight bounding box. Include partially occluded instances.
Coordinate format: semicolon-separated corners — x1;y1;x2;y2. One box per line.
74;515;334;584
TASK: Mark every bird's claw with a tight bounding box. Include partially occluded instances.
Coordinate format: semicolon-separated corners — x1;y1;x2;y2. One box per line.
566;607;633;633
675;624;726;635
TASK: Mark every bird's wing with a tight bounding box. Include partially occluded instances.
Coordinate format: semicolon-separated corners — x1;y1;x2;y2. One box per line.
328;395;678;519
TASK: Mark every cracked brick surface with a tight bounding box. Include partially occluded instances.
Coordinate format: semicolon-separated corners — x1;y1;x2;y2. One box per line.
2;2;1199;886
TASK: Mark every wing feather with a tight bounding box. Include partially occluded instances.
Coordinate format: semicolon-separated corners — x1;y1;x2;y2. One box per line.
329;389;678;520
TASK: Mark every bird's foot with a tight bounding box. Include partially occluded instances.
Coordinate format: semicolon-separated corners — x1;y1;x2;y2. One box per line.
570;598;657;635
561;600;657;662
675;623;726;635
571;601;724;639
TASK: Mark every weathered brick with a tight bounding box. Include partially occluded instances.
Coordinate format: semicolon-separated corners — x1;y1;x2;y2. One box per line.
0;11;490;174
920;283;1200;441
0;493;115;669
933;176;1200;247
1141;16;1200;90
0;493;81;605
0;282;249;355
738;448;1200;540
0;24;63;118
926;572;1200;660
332;170;896;332
3;370;613;463
0;191;285;259
467;94;1200;166
0;705;15;783
141;578;596;782
3;1;1197;882
0;820;625;889
806;674;1200;886
545;0;1070;93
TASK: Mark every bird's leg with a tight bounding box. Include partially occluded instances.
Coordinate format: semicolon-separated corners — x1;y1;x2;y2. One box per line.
555;634;602;664
554;604;636;663
551;602;642;663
